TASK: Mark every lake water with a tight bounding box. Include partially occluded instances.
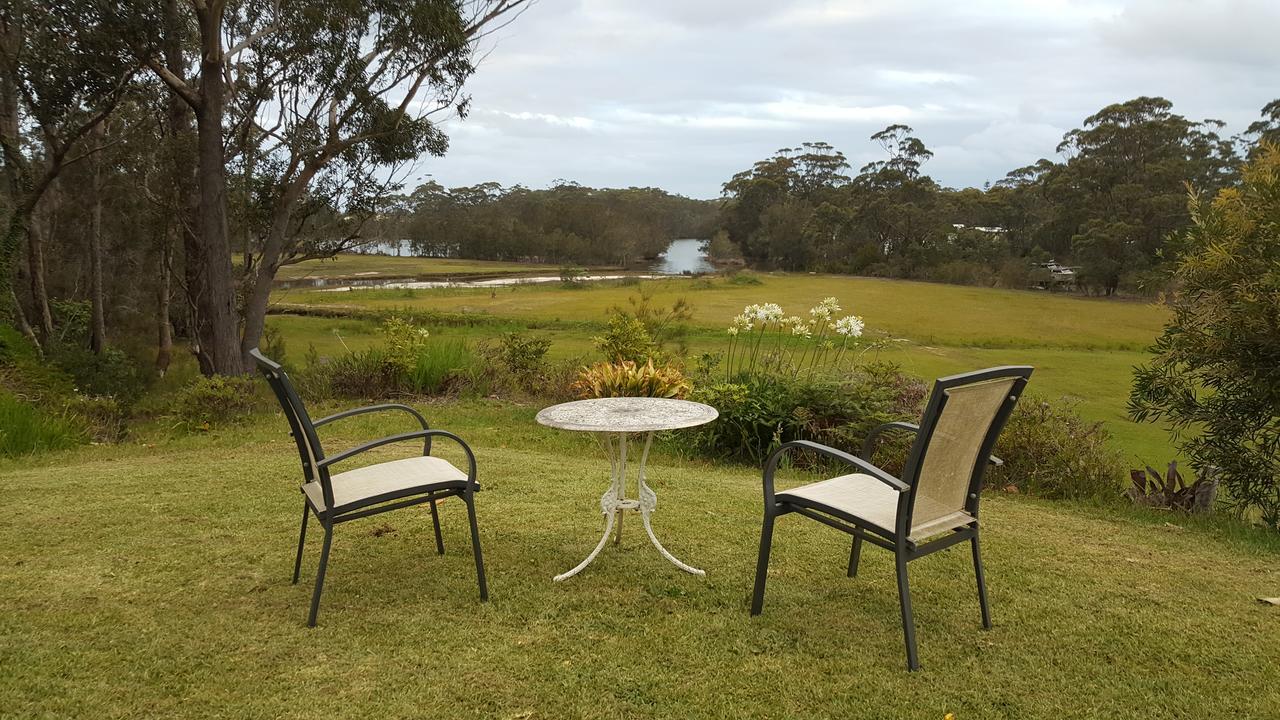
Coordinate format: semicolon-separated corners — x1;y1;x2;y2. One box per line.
651;238;713;274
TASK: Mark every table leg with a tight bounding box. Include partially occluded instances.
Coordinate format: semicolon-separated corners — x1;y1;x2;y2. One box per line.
554;430;705;580
636;432;705;577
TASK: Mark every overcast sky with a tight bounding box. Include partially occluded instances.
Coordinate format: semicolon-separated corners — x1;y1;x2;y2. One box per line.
410;0;1280;199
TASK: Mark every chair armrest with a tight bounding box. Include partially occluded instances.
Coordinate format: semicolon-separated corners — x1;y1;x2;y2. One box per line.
312;403;429;430
860;422;919;460
764;440;908;506
312;403;433;455
317;429;477;487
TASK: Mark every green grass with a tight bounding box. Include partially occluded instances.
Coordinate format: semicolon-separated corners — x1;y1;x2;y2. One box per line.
0;391;81;457
267;269;1175;464
268;253;574;282
1;406;1277;718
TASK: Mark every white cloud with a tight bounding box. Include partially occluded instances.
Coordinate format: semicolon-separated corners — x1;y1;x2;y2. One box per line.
409;0;1280;197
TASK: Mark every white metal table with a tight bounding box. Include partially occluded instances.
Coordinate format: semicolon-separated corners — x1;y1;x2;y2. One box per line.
536;397;718;582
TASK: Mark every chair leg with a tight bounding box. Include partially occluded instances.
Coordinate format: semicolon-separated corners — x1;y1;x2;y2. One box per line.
750;513;776;616
464;495;488;602
292;501;309;585
429;496;445;556
895;548;919;671
307;525;333;628
846;536;862;578
971;532;992;629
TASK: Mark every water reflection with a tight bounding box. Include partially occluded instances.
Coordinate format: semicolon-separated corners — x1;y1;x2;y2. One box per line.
651;238;713;274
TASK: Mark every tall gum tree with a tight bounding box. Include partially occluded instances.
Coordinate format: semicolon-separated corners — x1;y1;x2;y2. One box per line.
0;1;134;336
129;0;529;374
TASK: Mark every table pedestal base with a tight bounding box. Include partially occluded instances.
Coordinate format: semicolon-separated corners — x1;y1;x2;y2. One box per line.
554;431;705;582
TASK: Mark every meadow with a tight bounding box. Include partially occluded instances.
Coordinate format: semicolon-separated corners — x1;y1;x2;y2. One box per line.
267;266;1172;464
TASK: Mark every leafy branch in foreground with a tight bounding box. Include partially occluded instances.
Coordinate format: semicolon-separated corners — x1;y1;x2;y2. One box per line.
1129;143;1280;528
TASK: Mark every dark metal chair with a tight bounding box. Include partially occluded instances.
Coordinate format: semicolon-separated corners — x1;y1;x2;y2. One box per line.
750;366;1032;670
251;348;488;627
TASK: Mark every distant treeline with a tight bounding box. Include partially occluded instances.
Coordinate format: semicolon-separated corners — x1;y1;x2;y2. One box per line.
715;96;1280;295
375;182;718;266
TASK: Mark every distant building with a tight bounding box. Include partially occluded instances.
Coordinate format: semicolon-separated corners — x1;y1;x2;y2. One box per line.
1035;260;1079;289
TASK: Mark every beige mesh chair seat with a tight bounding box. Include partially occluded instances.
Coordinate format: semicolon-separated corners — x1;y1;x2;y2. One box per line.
750;366;1033;671
778;473;975;542
303;456;469;514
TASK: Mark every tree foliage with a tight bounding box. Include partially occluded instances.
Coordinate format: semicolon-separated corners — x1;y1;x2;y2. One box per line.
1129;144;1280;528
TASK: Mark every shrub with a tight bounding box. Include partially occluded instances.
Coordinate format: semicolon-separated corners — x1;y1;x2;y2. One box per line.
380;316;432;370
49;345;147;402
496;333;551;376
691;365;922;465
592;314;655;363
987;396;1126;500
1127;461;1219;514
570;359;690;399
168;375;262;428
726;271;763;286
1129;145;1280;528
64;394;128;444
320;348;405;399
608;289;694;357
0;391;82;457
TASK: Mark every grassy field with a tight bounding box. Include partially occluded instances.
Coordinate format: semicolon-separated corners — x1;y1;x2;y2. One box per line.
268;270;1174;463
2;406;1277;718
269;253;571;281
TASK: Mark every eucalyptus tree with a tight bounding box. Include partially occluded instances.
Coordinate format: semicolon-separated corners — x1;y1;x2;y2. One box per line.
127;0;530;373
0;0;136;347
1056;97;1238;294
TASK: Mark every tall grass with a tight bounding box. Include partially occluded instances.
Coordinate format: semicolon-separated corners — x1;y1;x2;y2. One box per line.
407;338;476;395
0;392;82;457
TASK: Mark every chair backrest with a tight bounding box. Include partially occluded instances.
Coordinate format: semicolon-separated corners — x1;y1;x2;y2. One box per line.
250;348;333;510
901;366;1032;531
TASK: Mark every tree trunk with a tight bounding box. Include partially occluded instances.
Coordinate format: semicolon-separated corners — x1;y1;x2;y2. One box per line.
161;0;212;375
0;8;22;314
27;192;54;338
88;123;107;353
191;5;244;375
240;175;312;363
8;287;38;353
155;240;173;377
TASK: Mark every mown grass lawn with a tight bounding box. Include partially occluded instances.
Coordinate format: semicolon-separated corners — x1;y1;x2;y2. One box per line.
2;404;1277;718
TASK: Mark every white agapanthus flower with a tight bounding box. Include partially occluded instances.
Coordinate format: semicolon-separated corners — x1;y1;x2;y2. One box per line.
791;321;813;338
834;315;865;338
731;313;753;331
809;297;841;320
726;326;740;336
744;302;783;323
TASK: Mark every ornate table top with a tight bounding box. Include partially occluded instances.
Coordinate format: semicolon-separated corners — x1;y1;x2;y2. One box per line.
536;397;718;433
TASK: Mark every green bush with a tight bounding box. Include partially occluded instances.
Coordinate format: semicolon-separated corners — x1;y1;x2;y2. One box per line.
49;345;147;402
495;333;551;376
318;348;405;399
168;375;262;428
64;394;128;443
691;365;923;465
592;314;654;363
1130;145;1280;528
987;396;1126;500
0;391;81;457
